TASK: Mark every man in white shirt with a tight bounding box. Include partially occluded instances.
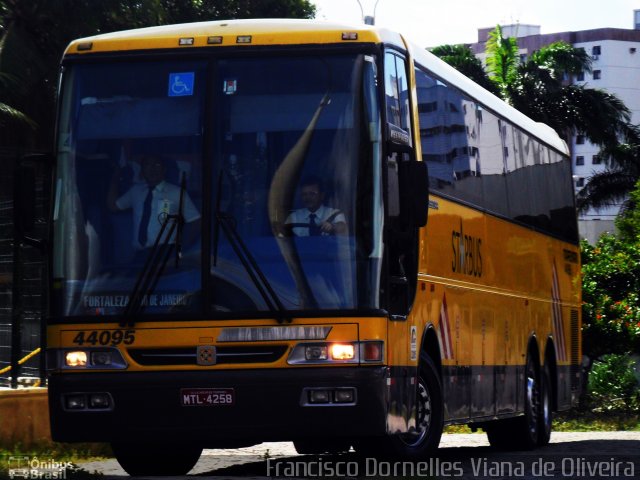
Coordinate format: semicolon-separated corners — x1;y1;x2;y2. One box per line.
285;176;346;237
108;155;201;250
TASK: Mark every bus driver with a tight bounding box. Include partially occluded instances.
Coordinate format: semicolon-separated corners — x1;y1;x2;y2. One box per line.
107;155;201;251
285;175;347;237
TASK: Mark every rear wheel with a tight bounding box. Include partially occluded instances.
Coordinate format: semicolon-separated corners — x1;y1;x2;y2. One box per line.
537;363;553;446
112;442;202;476
486;351;540;450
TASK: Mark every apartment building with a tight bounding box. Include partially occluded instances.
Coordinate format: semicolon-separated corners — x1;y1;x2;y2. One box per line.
469;13;640;242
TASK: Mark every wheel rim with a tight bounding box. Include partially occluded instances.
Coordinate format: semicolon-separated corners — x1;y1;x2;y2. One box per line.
541;374;551;434
526;364;539;437
399;378;432;447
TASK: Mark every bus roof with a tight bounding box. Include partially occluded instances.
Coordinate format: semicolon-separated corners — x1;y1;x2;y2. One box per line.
406;41;569;155
64;18;404;56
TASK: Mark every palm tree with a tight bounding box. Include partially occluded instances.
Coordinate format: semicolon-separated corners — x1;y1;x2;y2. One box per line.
575;129;640;212
0;33;36;136
485;25;519;99
429;44;499;95
482;27;637;213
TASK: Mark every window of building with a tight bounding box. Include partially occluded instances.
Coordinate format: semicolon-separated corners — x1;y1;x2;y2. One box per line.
592;45;601;56
576;156;584;166
593;70;601;80
576;177;585;188
519;53;527;64
576;71;585;82
592;155;602;165
576;135;585;145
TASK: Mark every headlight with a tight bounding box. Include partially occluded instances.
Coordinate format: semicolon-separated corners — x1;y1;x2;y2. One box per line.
65;351;87;367
330;344;355;360
305;345;328;361
288;341;383;365
54;348;128;370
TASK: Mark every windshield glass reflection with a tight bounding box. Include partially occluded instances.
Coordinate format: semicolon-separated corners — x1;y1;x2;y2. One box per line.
52;53;383;319
53;60;205;317
210;54;381;313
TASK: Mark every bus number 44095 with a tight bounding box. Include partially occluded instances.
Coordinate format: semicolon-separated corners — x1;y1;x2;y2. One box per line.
72;330;136;346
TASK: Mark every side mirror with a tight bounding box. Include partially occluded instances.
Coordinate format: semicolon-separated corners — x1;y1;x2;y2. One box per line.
406;161;429;227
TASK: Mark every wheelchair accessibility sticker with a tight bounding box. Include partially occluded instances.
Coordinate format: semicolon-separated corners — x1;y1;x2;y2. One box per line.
168;72;195;97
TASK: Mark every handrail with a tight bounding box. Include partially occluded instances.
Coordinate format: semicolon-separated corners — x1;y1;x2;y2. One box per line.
0;347;41;375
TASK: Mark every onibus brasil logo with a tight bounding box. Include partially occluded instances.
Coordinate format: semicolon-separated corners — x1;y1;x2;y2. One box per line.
7;456;73;479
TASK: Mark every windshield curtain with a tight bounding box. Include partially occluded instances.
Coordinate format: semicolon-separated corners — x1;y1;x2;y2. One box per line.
53;52;383;318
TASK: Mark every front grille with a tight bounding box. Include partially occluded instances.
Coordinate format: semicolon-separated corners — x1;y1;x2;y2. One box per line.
128;345;288;366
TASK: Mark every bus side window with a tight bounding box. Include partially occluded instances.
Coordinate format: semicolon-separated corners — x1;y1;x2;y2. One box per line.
384;52;411;133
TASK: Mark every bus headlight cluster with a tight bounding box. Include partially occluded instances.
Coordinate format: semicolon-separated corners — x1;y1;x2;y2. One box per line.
288;341;383;365
52;348;128;370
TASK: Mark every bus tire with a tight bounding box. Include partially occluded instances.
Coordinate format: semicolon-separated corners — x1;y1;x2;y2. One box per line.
111;442;202;476
537;362;553;446
389;353;443;459
512;352;541;449
486;352;541;450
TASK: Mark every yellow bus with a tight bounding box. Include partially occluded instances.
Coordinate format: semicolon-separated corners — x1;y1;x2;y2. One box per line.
46;19;581;474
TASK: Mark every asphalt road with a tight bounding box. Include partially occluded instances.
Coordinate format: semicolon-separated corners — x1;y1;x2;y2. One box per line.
78;431;640;479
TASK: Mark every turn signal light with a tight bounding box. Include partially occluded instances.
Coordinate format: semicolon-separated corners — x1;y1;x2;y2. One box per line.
363;342;383;361
288;341;383;364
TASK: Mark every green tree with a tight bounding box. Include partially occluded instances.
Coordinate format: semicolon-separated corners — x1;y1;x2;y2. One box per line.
581;182;640;362
482;27;638;213
588;354;640;412
485;25;519;99
576;126;640;213
483;27;632;150
581;235;640;360
429;44;499;95
432;28;632;154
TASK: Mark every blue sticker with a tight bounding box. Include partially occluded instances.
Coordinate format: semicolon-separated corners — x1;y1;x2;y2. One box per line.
168;72;195;97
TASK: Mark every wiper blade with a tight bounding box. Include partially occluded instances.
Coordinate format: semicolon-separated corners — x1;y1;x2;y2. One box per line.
174;172;187;267
121;201;184;327
214;172;290;324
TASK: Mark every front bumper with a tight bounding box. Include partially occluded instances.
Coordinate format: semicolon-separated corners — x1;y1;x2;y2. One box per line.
48;366;388;445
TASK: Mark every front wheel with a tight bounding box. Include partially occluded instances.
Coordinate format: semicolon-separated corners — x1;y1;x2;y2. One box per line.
389;354;443;459
111;442;202;476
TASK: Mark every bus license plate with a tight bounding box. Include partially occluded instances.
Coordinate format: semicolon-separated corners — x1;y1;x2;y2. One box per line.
181;388;235;406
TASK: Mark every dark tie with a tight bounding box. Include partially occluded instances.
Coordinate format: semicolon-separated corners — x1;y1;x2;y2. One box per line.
138;187;153;247
309;213;320;236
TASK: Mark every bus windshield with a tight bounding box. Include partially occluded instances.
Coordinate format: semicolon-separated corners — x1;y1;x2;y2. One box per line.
52;53;383;318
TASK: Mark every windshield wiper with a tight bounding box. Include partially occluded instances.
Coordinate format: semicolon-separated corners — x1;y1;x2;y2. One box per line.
120;174;187;327
213;172;290;324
